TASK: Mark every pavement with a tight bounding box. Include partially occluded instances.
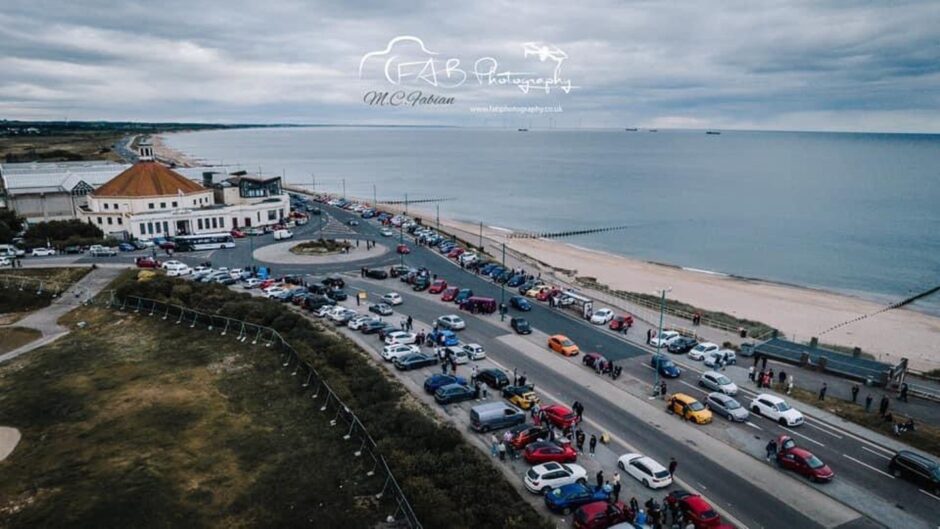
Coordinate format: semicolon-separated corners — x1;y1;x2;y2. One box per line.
0;426;20;462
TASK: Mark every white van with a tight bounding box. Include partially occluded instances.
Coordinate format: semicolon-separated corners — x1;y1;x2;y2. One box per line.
164;263;192;277
0;244;25;258
273;229;293;240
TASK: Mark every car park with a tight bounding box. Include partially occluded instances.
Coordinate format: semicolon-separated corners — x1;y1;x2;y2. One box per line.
548;335;580;356
617;453;673;489
524;440;578;464
650;330;680;348
381;292;403;305
688;342;719;361
476;368;510;389
384;331;417;345
544;482;610;515
524;462;588;494
542;404;579;429
510;295;532;311
666;393;712;424
889;450;940;494
776;435;834;482
572;501;631;529
698;371;739;395
667;336;698;354
423;374;468;393
393;352;437;371
436;314;466;330
434;383;476;404
650;355;681;378
501;384;540;410
589;308;615;325
369;303;393;316
750;394;804;426
705;392;749;422
461;343;486;360
510;317;532;334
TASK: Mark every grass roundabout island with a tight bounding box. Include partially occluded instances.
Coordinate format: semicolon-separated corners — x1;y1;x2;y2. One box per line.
288;238;352;256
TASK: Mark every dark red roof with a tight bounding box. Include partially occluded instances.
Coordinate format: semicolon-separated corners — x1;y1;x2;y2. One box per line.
93;161;205;197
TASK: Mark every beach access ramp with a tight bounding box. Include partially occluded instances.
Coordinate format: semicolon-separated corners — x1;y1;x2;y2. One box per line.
752;338;905;387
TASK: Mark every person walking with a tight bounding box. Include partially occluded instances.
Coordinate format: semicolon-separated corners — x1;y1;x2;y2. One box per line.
899;383;909;402
786;375;794;395
573;401;584;421
851;384;860;403
647;328;653;345
879;394;890;416
629;497;640;517
489;434;499;457
498;440;506;461
595;470;604;489
589;434;597;456
576;429;586;452
406;315;413;331
818;382;828;401
748;365;755;382
612;472;621;500
668;457;677;477
765;438;778;461
865;394;873;412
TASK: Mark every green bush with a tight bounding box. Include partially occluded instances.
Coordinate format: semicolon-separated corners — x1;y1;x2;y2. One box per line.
23;219;105;248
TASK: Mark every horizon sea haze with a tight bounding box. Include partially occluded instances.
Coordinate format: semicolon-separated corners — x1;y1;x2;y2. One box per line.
165;127;940;315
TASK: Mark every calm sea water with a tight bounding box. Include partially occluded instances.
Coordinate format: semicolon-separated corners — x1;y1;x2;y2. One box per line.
165;127;940;315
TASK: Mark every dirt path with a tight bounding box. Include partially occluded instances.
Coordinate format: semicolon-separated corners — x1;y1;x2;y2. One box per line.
0;426;21;461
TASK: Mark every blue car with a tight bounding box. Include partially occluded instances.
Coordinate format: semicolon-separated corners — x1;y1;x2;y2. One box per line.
439;243;455;253
544;483;610;514
428;329;459;347
506;274;527;287
118;242;137;252
651;354;681;378
480;263;498;275
510;295;532;311
487;266;505;278
454;288;473;304
423;374;467;394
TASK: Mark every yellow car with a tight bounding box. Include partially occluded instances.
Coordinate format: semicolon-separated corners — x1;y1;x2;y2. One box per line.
526;285;552;298
505;389;540;410
667;393;712;424
548;335;580;356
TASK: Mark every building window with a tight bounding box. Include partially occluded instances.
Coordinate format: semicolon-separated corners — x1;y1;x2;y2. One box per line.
172;201;177;208
160;202;166;209
97;217;102;224
267;209;277;221
117;217;123;225
147;222;154;235
103;203;109;210
107;217;113;225
257;212;261;222
211;218;217;229
140;223;146;234
114;203;119;210
155;222;161;233
149;203;155;209
163;221;169;234
218;217;224;228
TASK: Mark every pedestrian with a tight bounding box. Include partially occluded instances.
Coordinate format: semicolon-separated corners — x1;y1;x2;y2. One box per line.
450;360;457;375
765;438;778;461
406;315;413;331
660;381;668;399
481;384;488;399
519;373;527;387
612;479;621;502
503;430;515;459
602;480;613;494
668;457;677;477
851;384;859;403
513;368;519;386
355;293;360;306
748;365;755;381
595;470;604;489
761;355;768;370
629;497;640;517
489;434;499;457
498;440;506;461
865;394;873;412
786;375;794;395
647;328;653;344
899;383;909;402
668;500;680;524
440;359;447;375
818;382;827;401
768;368;774;384
589;434;597;456
576;429;586;452
473;381;481;400
471;365;479;384
879;394;890;416
778;370;787;387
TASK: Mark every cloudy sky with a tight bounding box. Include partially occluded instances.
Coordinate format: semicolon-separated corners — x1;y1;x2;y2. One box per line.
1;0;938;132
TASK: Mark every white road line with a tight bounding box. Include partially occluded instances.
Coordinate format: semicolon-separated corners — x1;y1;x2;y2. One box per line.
861;446;892;460
842;454;894;479
803;421;844;439
745;421;763;431
918;489;940;502
779;425;826;447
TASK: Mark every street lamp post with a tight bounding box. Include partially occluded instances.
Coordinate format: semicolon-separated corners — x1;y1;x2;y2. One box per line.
652;287;672;395
500;242;506;321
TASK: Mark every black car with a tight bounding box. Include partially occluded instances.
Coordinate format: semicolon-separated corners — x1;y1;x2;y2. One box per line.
377;324;401;341
327;289;348;301
477;368;510;389
889;450;940;494
389;265;411;278
365;268;389;279
394;353;437;371
668;336;698;354
511;317;532;335
322;275;345;288
369;303;393;316
307;284;329;295
360;320;387;334
303;295;333;311
518;280;542;295
434;383;476;404
509;295;532;311
63;245;85;254
412;276;430;291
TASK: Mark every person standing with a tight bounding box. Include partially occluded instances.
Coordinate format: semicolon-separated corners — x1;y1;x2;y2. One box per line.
765;438;778;461
498;440;506;461
778;370;787;387
879;394;890;416
818;382;828;401
647;328;653;345
489;434;499;457
899;383;909;402
612;472;621;501
851;384;860;403
589;434;597;456
748;365;755;382
786;375;794;395
595;469;604;489
576;429;586;453
629;497;640;517
865;394;873;412
503;430;515;459
668;457;677;477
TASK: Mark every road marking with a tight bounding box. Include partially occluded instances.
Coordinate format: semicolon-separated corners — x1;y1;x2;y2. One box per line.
842;454;894;479
745;421;763;431
778;425;826;447
918;489;940;502
803;421;844;439
861;446;892;460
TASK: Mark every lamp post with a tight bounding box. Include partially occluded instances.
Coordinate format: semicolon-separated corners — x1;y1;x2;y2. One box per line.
500;242;506;321
652;287;672;394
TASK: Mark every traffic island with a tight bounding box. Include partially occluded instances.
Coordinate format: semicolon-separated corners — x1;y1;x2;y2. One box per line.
252;238;388;265
289;238;352;255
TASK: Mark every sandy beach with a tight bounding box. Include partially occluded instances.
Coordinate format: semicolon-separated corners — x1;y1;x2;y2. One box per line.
152;134;198;167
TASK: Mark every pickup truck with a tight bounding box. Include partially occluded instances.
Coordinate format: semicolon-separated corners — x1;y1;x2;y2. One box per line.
89;245;118;257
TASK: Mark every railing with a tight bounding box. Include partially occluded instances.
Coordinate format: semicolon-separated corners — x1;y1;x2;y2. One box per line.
109;294;422;529
0;274;67;297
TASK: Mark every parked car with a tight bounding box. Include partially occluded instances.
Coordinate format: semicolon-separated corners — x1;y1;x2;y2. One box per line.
273;229;293;240
650;330;680;348
384;331;417;345
698;371;739;395
666;393;712;424
365;268;389;279
608;314;634;331
501;384;540;410
510;295;532;311
524;440;578;464
524;462;588;494
664;491;722;529
589;308;615;325
434;383;476;404
510;317;532;334
508;424;550;450
704;349;737;367
617;453;673;489
650;355;681;378
776;435;834;482
705;392;749;422
548;335;580;356
347;315;376;330
389;264;411;278
116;242;136;252
889;450;940;495
544;483;610;515
381;292;403;305
542;404;579;429
476;368;510;389
437;314;466;330
573;501;631;529
461;343;486;360
423;374;468;394
445;345;471;365
688;342;719;361
469;401;525;432
393;352;437;370
582;352;609;370
428;279;448;294
453;288;473;304
135;257;160;269
441;287;459;302
667;336;698;354
750;393;804;426
359;319;386;334
369;303;393;316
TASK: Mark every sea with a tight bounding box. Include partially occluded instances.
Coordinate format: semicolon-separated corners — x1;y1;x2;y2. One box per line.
164;127;940;316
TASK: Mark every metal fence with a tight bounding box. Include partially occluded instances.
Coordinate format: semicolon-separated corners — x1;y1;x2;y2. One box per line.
109;293;422;529
0;274;67;298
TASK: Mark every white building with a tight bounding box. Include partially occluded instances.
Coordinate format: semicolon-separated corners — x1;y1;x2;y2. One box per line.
79;142;289;239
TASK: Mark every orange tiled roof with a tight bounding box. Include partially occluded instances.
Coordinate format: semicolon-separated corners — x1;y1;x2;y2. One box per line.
92;161;205;197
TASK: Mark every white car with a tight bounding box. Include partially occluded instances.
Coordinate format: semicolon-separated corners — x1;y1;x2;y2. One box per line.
461;343;486;361
136;239;155;248
445;346;470;365
703;349;736;367
749;394;804;426
264;286;288;298
384;331;417;345
347;315;376;330
523;462;588;494
459;252;478;265
0;257;11;267
381;344;420;361
165;263;192;277
314;304;335;318
688;342;719;361
191;265;213;278
382;292;403;306
31;247;57;257
590;308;615;325
698;371;738;396
161;260;184;269
243;278;262;289
650;330;680;348
618;453;673;489
380;228;394;237
330;307;357;324
437;314;466;330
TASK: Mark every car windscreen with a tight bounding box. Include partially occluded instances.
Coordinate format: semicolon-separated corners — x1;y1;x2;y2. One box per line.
806;456;825;469
662;360;675;368
724;399;741;409
561;340;574;347
716;375;731;385
775;402;792;412
689;401;705;412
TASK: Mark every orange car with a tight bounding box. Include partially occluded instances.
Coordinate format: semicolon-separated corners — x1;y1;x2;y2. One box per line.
548;335;580;356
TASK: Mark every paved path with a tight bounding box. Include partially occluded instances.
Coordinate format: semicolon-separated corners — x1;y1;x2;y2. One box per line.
0;266;122;364
0;426;20;461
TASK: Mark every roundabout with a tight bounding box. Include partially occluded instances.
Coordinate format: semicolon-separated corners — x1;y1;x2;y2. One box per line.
252;237;388;265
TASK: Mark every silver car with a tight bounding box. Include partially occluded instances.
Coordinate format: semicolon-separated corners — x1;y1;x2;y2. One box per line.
705;392;749;422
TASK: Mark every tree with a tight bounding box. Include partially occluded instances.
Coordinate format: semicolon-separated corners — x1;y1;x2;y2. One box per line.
0;210;24;243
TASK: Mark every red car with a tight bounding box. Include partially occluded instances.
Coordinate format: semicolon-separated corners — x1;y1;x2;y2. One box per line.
447;247;465;259
523;440;577;464
396;244;411;254
609;314;635;331
508;424;550;450
259;279;277;290
536;287;561;302
135;257;160;268
441;287;459;302
776;435;834;482
542;404;579;429
230;228;246;238
573;501;631;529
665;490;722;528
428;279;448;294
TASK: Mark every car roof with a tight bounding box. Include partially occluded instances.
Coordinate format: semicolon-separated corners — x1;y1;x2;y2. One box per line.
537;462;562;472
683;496;714;513
788;447;815;459
756;393;784;403
671;393;699;404
550;334;568;340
